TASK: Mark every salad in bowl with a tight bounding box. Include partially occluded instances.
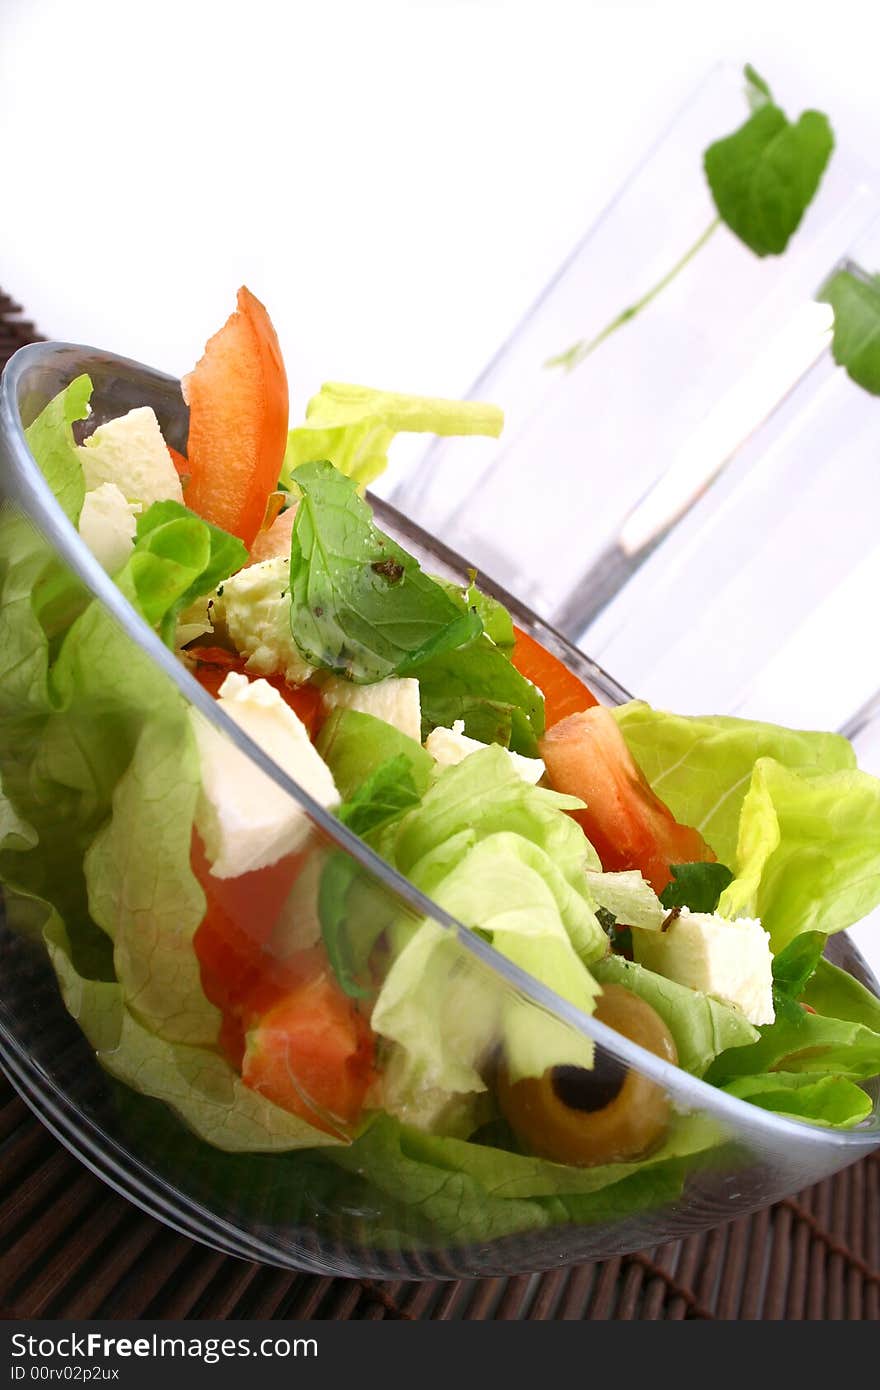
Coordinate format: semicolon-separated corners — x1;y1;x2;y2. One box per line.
1;289;879;1277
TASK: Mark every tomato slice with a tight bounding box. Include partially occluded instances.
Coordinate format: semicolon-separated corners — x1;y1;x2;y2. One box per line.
191;835;374;1127
242;963;375;1133
190;646;323;737
511;625;598;726
183;286;289;548
539;706;715;894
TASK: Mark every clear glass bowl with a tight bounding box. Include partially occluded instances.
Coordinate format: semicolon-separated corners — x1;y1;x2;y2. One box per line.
1;342;879;1280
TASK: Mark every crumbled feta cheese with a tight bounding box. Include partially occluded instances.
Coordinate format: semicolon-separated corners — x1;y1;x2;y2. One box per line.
78;407;183;506
77;482;140;574
191;671;338;879
425;720;545;784
215;556;314;684
633;908;775;1025
322;675;422;743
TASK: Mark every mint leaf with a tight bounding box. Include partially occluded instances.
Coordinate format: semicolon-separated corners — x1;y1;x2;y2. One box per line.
412;633;545;755
703;71;834;256
818;267;880;395
744;64;772;112
434;575;515;654
771;929;825;1023
337;755;421;839
659;861;734;913
289;461;481;682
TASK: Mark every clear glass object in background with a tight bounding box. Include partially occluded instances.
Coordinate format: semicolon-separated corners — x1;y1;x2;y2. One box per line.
387;63;878;650
1;343;878;1277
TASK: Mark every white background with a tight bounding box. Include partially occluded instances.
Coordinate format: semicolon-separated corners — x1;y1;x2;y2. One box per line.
3;0;880;973
3;0;880;403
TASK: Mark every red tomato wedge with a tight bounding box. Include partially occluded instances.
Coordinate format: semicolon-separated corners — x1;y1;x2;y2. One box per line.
539;706;715;894
190;646;323;737
191;838;374;1128
182;286;289;548
242;964;375;1133
191;832;306;1022
511;625;598;726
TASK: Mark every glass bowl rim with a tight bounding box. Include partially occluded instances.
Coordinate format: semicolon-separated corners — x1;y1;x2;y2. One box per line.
2;338;879;1159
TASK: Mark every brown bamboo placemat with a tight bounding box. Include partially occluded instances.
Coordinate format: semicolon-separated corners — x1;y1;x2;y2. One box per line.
1;292;879;1320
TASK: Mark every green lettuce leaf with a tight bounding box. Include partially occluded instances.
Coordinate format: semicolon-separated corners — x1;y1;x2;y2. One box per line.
135;500;247;644
585;869;663;932
802;957;880;1031
327;1110;722;1242
593;953;759;1076
315;707;433;801
23;374;91;522
370;749;607;1123
84;715;218;1046
717;757;880;950
613;702;854;867
282;382;503;491
288;461;480;682
720;1071;872;1128
392;744;597;887
706;1005;880;1083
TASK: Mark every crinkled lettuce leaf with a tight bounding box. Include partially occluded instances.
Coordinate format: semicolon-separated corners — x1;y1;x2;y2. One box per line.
585;869;664;932
706;1001;880;1083
370;749;607;1127
84;716;218;1045
593;953;759;1076
282;382;503;491
327;1110;723;1242
717;757;880;950
613;702;854;867
0;401;253;1052
23;374;91;522
720;1071;872;1128
135;500;247;645
802;957;880;1031
615;702;880;956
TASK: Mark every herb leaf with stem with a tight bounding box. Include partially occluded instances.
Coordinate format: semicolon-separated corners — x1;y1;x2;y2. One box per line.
549;66;834;372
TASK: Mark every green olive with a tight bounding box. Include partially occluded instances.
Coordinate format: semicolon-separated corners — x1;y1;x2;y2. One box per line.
497;984;678;1167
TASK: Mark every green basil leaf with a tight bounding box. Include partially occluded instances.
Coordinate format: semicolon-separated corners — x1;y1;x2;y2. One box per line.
818;267;880;395
659;862;734;913
412;634;545;756
289;461;481;682
703;72;834;257
337;755;422;840
770;929;826;1023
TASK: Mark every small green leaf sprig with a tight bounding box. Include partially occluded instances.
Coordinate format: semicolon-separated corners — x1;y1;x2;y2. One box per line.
549;66;835;372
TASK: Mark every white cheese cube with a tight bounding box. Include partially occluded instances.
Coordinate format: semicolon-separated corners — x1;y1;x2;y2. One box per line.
191;671;339;879
633;909;775;1026
425;720;545;785
79;406;183;507
77;482;140;573
322;675;422;743
215;556;314;685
